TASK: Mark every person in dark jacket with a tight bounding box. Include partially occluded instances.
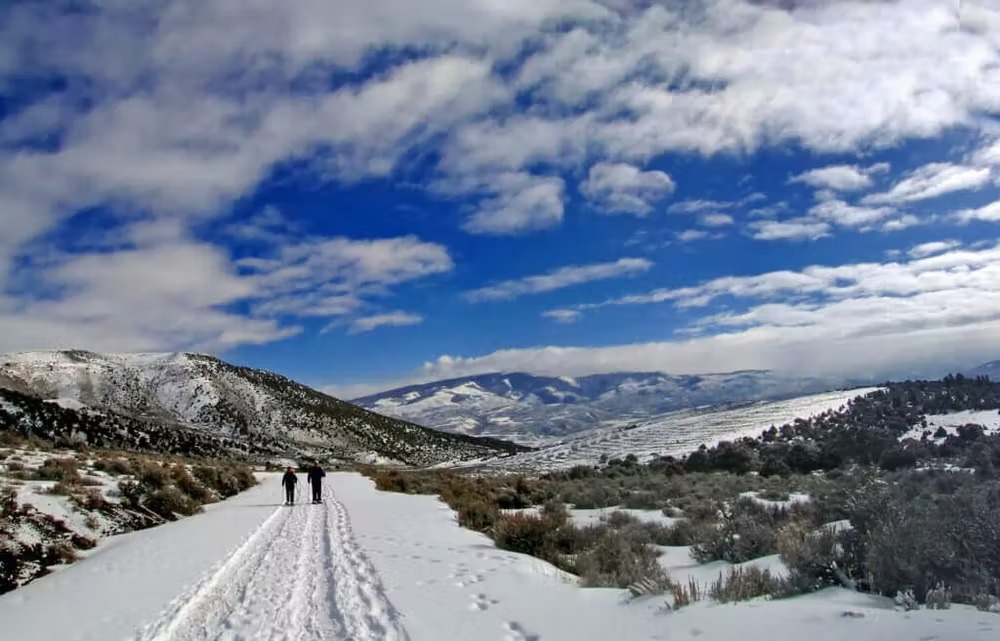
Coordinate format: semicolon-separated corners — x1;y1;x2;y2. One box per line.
281;466;297;505
307;462;325;503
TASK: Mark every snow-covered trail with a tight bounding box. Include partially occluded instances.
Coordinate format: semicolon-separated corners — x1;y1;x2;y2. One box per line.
133;484;407;641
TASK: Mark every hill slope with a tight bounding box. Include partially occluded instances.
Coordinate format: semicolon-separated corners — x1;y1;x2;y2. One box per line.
354;370;858;442
966;360;1000;379
0;351;525;466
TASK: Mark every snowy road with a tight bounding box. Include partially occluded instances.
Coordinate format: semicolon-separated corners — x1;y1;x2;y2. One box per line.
2;473;997;641
134;484;407;641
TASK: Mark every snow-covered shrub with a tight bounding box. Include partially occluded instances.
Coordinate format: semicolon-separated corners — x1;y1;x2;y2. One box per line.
846;475;1000;605
894;589;920;611
658;519;705;546
925;583;951;610
777;520;849;593
973;593;1000;613
690;498;782;564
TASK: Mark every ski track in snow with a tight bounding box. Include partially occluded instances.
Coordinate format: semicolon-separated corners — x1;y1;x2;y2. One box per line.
133;486;407;641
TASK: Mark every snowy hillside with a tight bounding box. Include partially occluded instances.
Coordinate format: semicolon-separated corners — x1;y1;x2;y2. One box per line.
2;473;995;641
0;351;525;466
966;360;1000;379
474;388;882;474
354;370;861;443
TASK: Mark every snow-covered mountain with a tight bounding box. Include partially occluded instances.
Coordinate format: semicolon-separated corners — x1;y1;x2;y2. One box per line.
0;350;525;466
966;360;1000;379
353;370;863;443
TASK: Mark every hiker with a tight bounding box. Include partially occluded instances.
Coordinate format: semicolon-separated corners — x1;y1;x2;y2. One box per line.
281;466;298;505
307;462;326;503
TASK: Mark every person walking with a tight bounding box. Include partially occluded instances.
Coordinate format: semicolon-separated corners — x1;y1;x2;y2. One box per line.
281;466;298;505
307;462;326;503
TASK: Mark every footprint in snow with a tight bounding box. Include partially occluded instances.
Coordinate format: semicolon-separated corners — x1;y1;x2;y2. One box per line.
467;593;499;611
503;621;540;641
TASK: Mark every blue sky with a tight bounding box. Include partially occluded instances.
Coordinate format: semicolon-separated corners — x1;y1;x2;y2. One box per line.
2;0;1000;397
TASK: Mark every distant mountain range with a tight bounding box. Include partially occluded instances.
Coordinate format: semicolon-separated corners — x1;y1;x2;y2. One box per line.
353;370;869;443
0;351;525;466
966;360;1000;379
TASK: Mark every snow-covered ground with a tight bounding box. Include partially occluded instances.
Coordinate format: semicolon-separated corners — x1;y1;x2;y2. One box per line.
502;505;681;529
2;472;996;641
900;409;1000;441
480;389;881;473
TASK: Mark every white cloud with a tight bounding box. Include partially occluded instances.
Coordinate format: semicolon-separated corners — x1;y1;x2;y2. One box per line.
419;243;1000;380
908;240;961;259
676;229;711;242
863;163;993;204
748;218;831;241
0;229;452;352
971;138;1000;167
542;309;582;324
0;238;300;353
461;173;566;235
790;164;876;191
808;199;896;228
348;311;423;335
882;214;921;231
700;213;735;227
579;162;675;215
956;199;1000;223
466;257;653;302
668;199;737;214
3;0;1000;362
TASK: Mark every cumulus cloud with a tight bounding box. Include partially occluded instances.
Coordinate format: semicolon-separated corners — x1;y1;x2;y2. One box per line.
0;228;452;351
789;164;882;192
579;162;675;215
465;257;653;302
863;163;993;205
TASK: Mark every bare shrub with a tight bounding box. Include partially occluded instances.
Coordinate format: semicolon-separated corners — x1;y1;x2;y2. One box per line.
709;566;789;603
575;529;668;590
145;486;202;519
492;512;566;564
117;480;143;508
35;458;80;483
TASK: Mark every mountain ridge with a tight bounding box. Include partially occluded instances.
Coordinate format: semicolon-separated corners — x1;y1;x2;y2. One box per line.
0;350;526;466
353;369;866;442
